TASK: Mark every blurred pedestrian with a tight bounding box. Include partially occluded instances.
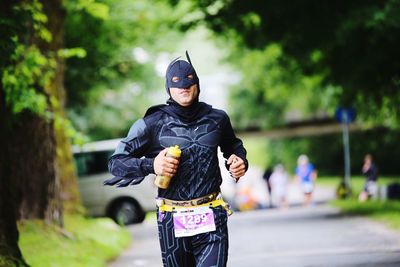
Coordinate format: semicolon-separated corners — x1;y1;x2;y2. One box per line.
237;186;259;211
358;154;379;202
294;155;317;206
269;164;289;209
262;167;273;207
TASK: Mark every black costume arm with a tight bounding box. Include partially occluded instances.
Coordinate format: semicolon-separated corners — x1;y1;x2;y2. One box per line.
219;112;249;171
365;164;379;182
106;118;154;187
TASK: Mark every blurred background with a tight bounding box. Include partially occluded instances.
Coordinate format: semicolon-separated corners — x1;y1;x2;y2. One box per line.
1;0;399;266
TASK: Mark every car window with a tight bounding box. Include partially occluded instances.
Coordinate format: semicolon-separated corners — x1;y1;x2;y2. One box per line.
74;150;113;177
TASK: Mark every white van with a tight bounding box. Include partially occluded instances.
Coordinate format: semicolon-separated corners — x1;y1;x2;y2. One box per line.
73;139;157;225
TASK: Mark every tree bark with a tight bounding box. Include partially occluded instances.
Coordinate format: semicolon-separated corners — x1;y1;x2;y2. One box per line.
41;0;82;215
0;91;29;267
11;0;65;226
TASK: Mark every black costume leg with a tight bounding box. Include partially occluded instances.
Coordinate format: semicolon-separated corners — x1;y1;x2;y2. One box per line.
158;207;229;267
158;211;196;267
192;207;229;267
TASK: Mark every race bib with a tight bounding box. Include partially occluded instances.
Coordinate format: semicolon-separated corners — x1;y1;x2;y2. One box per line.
173;206;216;237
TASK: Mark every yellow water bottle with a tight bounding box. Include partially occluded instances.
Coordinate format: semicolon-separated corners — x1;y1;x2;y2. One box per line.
154;145;182;189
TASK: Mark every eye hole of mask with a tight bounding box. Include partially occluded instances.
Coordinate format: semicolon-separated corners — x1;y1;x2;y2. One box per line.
187;74;194;79
172;76;180;82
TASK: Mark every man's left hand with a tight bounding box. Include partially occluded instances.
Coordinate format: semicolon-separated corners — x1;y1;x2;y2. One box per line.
227;154;246;182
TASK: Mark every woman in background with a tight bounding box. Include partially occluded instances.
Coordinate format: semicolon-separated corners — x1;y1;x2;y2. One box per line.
294;155;317;206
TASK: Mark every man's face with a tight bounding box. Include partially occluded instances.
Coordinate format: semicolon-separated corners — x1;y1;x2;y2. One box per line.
170;83;199;107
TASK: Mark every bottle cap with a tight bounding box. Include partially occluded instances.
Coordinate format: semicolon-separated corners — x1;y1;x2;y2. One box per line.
168;145;182;158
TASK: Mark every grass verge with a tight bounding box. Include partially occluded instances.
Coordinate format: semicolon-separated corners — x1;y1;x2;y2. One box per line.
331;199;400;229
19;215;131;267
318;175;400;230
316;175;399;190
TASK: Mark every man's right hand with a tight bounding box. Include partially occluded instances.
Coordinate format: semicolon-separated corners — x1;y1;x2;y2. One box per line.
154;148;180;177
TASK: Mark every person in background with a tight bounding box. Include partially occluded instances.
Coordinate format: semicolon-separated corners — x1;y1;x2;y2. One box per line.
236;185;259;211
294;155;317;206
269;164;289;209
358;154;379;202
262;167;273;208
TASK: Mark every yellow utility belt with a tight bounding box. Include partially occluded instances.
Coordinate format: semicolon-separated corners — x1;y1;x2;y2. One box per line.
158;198;233;215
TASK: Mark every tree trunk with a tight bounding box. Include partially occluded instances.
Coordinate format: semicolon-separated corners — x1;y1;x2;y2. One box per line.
12;0;66;226
0;87;56;266
19;0;83;223
41;0;82;215
13;114;58;221
0;91;30;267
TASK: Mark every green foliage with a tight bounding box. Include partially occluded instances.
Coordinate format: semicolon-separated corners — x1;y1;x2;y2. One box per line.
241;137;270;169
290;176;400;229
1;1;90;144
228;44;335;130
65;0;110;20
16;0;52;43
317;176;399;190
181;0;400;128
65;0;169;108
229;45;289;129
63;0;189;140
332;199;400;229
243;136;310;173
2;42;54;115
58;48;87;59
1;0;55;117
55;115;89;145
303;128;400;176
0;257;25;267
66;85;152;140
323;176;400;229
244;128;400;176
19;215;131;267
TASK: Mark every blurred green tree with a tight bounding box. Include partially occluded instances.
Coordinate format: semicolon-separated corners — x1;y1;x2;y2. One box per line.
64;0;187;140
227;44;337;130
176;0;400;128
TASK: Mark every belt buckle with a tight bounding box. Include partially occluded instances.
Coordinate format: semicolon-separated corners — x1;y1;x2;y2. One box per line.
196;198;207;205
196;193;215;205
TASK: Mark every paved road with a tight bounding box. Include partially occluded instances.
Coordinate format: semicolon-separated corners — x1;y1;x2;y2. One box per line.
108;187;400;267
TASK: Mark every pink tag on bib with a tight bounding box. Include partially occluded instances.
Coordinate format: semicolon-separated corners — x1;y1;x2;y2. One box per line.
173;206;216;237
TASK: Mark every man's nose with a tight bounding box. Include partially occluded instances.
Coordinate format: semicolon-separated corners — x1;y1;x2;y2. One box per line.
180;78;194;89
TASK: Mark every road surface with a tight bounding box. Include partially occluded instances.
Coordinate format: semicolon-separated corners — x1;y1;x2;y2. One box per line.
109;186;400;267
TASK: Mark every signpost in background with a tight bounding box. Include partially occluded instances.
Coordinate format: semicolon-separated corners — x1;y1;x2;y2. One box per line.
335;107;356;197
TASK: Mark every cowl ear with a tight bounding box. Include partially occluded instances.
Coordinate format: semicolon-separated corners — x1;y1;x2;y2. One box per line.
185;50;198;76
185;50;193;65
185;50;200;92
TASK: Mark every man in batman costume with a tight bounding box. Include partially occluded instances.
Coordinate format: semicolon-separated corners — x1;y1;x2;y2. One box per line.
106;51;248;267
